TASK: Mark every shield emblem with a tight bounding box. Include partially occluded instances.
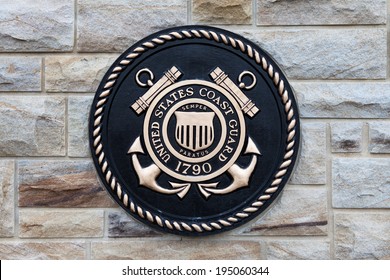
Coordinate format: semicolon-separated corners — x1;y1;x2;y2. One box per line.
174;111;215;152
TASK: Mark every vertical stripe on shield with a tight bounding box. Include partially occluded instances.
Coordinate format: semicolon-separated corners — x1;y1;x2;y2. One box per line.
174;111;215;152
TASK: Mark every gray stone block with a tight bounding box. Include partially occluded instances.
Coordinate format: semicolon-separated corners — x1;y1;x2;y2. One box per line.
241;29;386;79
331;122;363;153
335;213;390;259
0;97;65;156
0;57;41;91
333;158;390;208
294;83;390;118
0;161;14;237
369;122;390;153
77;0;187;52
257;0;386;25
68;96;93;157
0;0;74;52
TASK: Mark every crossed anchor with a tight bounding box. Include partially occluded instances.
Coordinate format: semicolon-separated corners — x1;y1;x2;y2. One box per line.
128;66;261;199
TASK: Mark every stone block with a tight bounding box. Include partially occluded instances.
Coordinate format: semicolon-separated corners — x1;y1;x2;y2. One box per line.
237;188;327;235
0;57;41;91
193;0;252;24
0;242;86;260
18;160;115;208
0;0;74;52
0;97;65;156
19;210;104;238
108;210;162;237
77;0;187;52
92;241;261;259
290;123;326;185
331;122;363;153
335;213;390;259
257;0;386;25
333;158;390;208
369;122;390;153
68;96;93;157
266;240;330;260
293;82;390;119
0;161;14;237
45;56;116;92
242;29;386;79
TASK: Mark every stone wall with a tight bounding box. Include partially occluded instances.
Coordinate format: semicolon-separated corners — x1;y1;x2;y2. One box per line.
0;0;389;260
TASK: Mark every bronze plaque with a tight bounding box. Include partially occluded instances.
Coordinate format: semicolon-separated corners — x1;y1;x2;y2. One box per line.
89;26;300;235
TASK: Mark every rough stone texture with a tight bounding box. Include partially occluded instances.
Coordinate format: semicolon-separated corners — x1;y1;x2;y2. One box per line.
0;242;86;260
257;0;386;25
242;29;386;79
293;82;390;119
45;56;116;92
68;96;93;157
369;122;390;153
290;123;326;185
331;122;363;153
77;0;187;52
19;210;104;238
237;188;327;235
0;97;65;156
92;241;261;259
335;213;390;259
0;0;74;52
0;57;41;91
108;210;162;237
0;161;14;237
18;160;115;208
193;0;251;25
332;158;390;208
266;240;330;260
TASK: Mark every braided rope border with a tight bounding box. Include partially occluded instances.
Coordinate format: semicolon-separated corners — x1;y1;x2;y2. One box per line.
92;29;297;233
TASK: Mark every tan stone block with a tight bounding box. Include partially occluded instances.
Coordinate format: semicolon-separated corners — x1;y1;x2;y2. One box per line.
0;160;14;237
266;240;330;260
237;188;327;235
92;240;261;259
193;0;252;24
290;123;326;185
45;56;116;92
0;242;86;260
18;160;115;208
19;210;104;238
335;213;390;259
0;97;65;156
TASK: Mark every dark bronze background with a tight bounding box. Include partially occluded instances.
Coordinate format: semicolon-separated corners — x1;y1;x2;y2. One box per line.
89;25;300;236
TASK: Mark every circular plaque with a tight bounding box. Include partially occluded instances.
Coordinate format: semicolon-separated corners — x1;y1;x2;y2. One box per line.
89;26;300;236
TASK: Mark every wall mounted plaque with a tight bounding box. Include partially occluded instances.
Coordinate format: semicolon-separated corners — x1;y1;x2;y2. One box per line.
89;26;300;236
